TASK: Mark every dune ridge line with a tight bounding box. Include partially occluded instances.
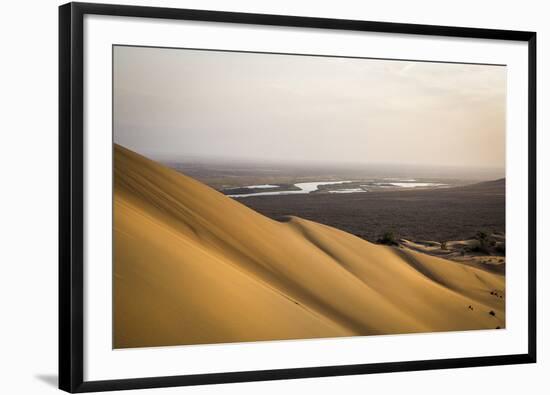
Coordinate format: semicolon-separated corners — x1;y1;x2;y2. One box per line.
113;144;505;349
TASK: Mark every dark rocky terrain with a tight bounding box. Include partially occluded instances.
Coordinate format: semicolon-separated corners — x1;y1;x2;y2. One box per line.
235;179;505;243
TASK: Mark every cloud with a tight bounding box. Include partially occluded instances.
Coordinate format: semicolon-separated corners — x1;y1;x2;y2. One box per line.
114;46;505;169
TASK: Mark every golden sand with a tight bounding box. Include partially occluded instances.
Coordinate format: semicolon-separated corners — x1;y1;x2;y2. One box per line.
113;144;505;348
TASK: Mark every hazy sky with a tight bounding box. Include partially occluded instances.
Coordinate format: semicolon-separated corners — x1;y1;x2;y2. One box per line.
114;45;506;169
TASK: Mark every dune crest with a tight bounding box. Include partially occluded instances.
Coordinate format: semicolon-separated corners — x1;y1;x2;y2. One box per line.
114;144;505;348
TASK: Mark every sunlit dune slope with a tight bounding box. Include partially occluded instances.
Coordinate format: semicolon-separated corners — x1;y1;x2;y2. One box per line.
114;144;505;348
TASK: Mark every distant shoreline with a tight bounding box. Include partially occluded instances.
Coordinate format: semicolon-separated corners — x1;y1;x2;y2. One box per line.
235;179;505;244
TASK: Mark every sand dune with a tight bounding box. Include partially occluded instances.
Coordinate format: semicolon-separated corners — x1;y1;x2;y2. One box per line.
113;144;505;348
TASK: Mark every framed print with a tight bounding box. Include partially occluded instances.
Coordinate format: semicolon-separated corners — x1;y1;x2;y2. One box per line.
59;2;537;392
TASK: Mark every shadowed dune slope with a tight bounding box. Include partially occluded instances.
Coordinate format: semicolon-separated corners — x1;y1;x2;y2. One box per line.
113;144;505;348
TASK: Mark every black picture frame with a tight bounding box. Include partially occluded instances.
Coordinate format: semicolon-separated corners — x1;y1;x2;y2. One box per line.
59;2;537;393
